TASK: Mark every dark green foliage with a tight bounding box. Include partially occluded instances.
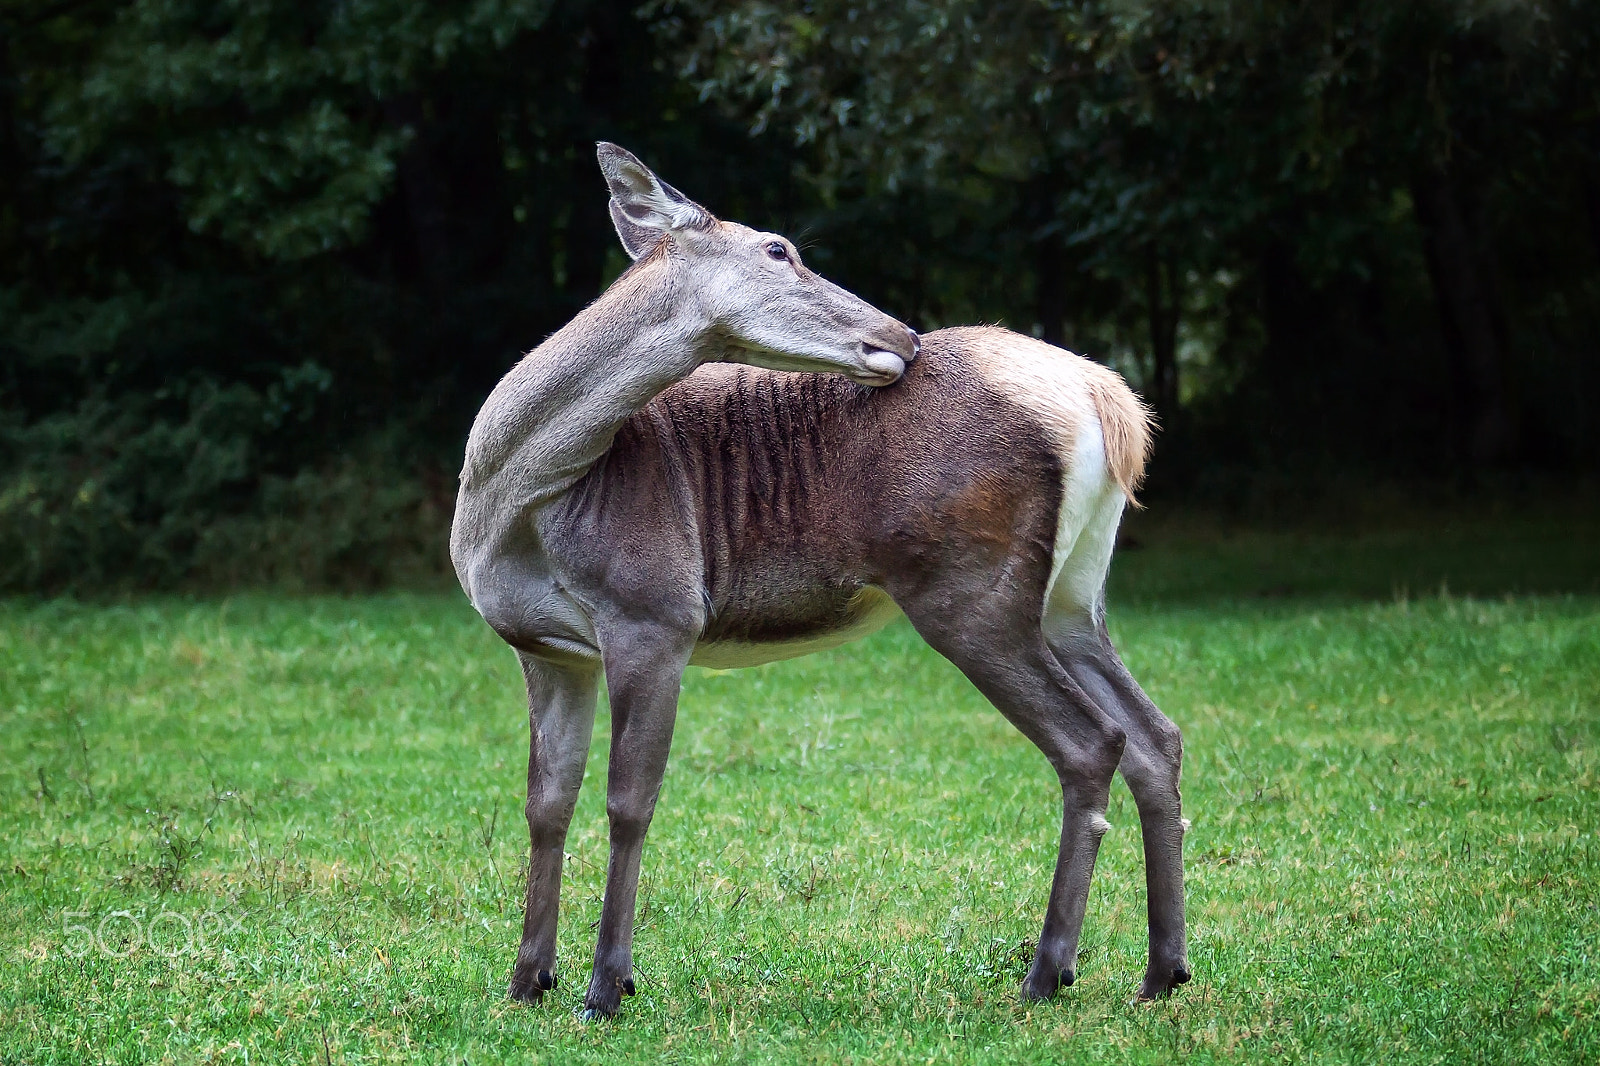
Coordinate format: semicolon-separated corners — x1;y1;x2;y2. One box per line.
674;0;1600;476
0;0;796;591
2;0;1597;591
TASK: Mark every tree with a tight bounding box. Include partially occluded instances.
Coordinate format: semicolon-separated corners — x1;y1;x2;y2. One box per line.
670;0;1600;469
0;0;800;590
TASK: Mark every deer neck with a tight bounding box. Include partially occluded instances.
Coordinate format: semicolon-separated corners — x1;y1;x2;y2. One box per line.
459;258;709;512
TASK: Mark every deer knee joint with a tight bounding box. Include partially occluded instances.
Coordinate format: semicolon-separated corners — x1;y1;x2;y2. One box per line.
526;792;575;843
1151;715;1183;764
1056;721;1126;784
606;794;655;837
1099;721;1130;769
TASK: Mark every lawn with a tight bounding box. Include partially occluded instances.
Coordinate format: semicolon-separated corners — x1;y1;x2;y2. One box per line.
1;511;1597;1063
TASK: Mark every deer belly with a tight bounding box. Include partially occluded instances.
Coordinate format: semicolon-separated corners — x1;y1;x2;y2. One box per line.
688;587;902;669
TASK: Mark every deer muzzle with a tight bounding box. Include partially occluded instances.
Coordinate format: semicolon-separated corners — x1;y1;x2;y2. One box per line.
856;324;920;385
857;347;907;385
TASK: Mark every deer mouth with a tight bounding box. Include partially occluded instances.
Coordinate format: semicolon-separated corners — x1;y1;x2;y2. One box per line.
853;348;907;386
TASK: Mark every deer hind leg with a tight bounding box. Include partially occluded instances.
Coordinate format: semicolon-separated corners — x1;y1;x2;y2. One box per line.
1047;612;1191;1000
581;623;695;1020
1042;491;1191;1000
900;593;1126;1002
510;653;600;1003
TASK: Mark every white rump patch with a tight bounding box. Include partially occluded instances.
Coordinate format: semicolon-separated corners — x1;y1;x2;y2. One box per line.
1045;419;1125;619
960;329;1126;620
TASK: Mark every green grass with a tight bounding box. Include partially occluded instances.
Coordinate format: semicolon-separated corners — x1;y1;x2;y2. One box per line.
2;515;1598;1063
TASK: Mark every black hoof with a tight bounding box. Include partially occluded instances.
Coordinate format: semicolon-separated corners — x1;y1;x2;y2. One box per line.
1135;963;1192;1002
508;978;544;1004
579;1005;615;1023
1021;967;1074;1002
582;967;632;1018
509;966;558;1003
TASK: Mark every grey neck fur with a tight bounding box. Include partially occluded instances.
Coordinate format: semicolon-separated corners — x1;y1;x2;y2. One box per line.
452;255;703;588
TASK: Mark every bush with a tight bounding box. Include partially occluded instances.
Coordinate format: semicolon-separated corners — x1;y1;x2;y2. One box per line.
0;396;452;594
190;445;454;592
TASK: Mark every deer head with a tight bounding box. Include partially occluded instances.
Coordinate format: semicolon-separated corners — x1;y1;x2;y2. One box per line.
597;142;919;385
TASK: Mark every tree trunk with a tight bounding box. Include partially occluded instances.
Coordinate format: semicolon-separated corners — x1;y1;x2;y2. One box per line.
1144;243;1180;426
1035;231;1066;347
1583;177;1600;273
1412;166;1514;466
383;95;453;290
562;7;625;309
1028;173;1066;346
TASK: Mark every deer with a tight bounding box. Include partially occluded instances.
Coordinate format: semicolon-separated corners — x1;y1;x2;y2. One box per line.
450;143;1190;1020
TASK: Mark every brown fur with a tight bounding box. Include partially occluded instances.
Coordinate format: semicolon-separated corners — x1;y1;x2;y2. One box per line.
541;333;1066;655
939;326;1153;506
528;328;1189;1010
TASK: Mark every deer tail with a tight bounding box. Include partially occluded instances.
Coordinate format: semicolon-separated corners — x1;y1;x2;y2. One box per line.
1088;375;1155;507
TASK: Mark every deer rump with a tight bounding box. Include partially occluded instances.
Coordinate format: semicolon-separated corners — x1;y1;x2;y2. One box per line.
538;325;1152;665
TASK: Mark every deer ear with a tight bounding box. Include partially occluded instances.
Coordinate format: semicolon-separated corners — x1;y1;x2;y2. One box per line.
597;142;713;257
608;198;663;261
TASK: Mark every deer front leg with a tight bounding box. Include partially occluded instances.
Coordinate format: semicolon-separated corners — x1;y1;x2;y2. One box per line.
582;626;693;1020
509;653;599;1003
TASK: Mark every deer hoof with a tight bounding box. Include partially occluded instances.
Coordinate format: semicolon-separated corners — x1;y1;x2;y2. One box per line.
512;966;550;998
1135;963;1192;1002
1021;965;1074;1002
582;981;627;1019
622;977;636;996
579;991;626;1022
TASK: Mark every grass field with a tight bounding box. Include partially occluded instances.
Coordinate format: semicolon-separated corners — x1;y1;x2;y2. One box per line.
2;511;1598;1063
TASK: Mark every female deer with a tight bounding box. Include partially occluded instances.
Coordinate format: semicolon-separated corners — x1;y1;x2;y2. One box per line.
451;144;1189;1019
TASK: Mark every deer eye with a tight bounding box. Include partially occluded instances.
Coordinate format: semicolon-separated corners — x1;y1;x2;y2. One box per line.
765;241;788;261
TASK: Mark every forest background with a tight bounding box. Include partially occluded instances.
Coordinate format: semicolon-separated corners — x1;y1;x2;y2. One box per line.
2;0;1596;593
